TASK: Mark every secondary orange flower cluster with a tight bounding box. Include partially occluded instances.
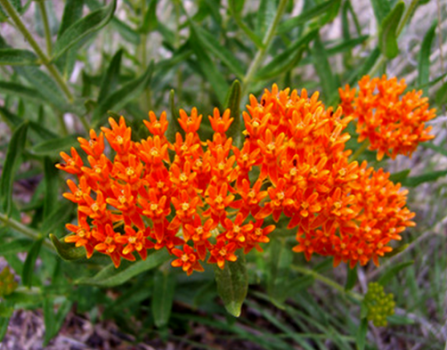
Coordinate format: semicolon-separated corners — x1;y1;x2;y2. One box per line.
339;75;436;160
58;81;417;274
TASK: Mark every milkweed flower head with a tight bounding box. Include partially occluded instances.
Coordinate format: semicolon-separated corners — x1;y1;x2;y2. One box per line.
339;75;436;160
58;83;417;274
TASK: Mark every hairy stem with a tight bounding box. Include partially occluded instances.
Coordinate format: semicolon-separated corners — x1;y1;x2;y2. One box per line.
37;0;52;56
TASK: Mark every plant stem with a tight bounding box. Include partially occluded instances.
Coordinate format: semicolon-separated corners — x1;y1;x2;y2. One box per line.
291;265;362;301
37;0;52;56
241;0;289;96
0;212;56;252
79;115;90;132
0;0;74;103
349;140;370;162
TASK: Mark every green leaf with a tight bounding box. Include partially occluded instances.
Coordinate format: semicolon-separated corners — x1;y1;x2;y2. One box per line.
355;318;368;350
188;29;229;107
75;250;170;288
214;250;248;317
389;169;410;183
140;0;158;34
98;49;123;102
378;261;414;286
0;239;33;255
166;89;183;144
50;234;85;261
418;20;437;97
345;265;358;291
267;239;293;308
0;81;42;103
193;26;245;80
152;269;176;328
400;169;447;187
41;202;73;235
43;157;58;218
225;80;242;147
229;0;245;15
31;135;79;157
0;121;28;216
0;317;9;342
43;298;72;345
348;48;380;85
278;0;339;33
34;0;59;37
0;49;38;65
14;66;75;112
58;0;84;37
22;238;44;288
92;61;154;127
256;29;317;80
312;32;338;103
52;0;117;60
370;0;391;24
378;1;405;59
436;80;447;107
256;0;276;38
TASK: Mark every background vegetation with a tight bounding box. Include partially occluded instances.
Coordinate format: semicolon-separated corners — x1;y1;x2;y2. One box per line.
0;0;446;349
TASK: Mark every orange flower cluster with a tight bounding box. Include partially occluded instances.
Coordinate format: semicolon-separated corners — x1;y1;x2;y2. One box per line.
58;84;416;274
339;75;436;160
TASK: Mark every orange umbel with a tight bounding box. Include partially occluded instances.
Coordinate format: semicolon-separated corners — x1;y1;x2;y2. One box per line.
58;84;417;274
339;75;436;160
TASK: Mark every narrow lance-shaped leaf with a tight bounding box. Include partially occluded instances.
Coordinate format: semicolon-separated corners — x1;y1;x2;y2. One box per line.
0;317;9;342
193;26;245;80
256;29;317;80
225;80;242;147
92;61;154;127
0;81;42;103
214;251;248;317
22;238;44;288
267;239;293;308
41;202;74;236
378;1;405;59
312;32;339;104
152;269;176;328
278;0;339;34
378;261;414;286
75;250;170;288
43;157;58;218
356;318;368;350
98;49;123;102
188;27;229;107
166;89;184;143
31;135;79;157
0;122;28;216
52;0;117;60
0;49;38;65
345;265;358;291
418;20;437;97
256;0;276;38
140;0;158;34
50;234;86;261
370;0;391;24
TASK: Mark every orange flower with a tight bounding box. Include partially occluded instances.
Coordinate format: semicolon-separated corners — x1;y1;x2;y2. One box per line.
58;81;421;273
339;75;436;160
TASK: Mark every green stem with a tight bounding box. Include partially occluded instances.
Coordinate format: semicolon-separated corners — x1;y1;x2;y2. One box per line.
37;0;52;56
349;140;370;162
291;265;362;301
0;212;56;252
241;0;289;96
0;0;74;103
79;115;90;132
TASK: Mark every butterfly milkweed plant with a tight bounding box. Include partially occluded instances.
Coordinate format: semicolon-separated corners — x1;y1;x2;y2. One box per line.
0;0;445;349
